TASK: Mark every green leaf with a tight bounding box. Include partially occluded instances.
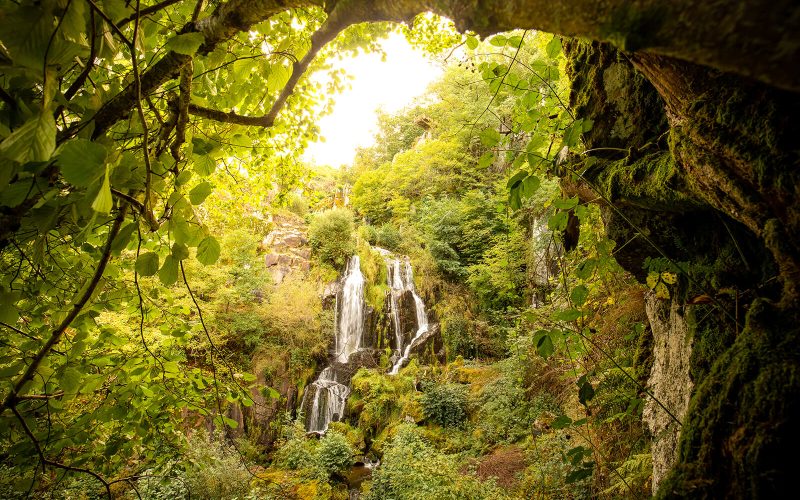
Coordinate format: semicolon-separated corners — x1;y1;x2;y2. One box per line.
507;35;523;48
521;174;540;198
91;167;113;214
570;285;589;307
479;128;502;147
556;308;581;322
489;35;507;47
196;236;220;265
172;242;189;260
548;211;568;231
165;32;205;55
506;170;528;190
465;35;479;50
536;333;554;359
563;119;583;148
566;465;594;484
222;416;239;429
60;367;83;394
578;378;595;406
551;415;572;429
267;64;291;92
0;301;19;324
646;271;660;289
136;252;159;276
546;37;562;59
158;255;179;286
575;259;596;280
553;196;579;210
0;112;56;163
193;154;216;176
111;222;137;254
477;152;494;169
189;181;212;205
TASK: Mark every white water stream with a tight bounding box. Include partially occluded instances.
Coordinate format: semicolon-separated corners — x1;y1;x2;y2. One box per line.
384;256;429;375
304;256;364;432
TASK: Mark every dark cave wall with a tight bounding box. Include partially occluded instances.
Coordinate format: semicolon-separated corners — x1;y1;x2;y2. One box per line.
563;39;799;498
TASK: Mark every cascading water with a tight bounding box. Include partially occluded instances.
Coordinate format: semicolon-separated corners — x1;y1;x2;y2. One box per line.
382;255;430;375
303;367;350;433
336;256;365;363
304;255;365;432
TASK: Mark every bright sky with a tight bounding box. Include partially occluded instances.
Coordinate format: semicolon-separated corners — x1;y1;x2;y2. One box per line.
302;32;443;168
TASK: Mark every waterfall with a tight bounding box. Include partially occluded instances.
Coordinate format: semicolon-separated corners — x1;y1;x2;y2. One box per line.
336;255;365;363
304;255;365;432
303;367;350;433
382;255;430;375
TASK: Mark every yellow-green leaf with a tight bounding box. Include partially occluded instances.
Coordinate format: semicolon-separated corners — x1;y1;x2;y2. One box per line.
135;252;159;276
91;167;113;213
158;255;179;286
196;236;220;265
0;112;56;163
661;271;678;285
165;32;205;55
57;139;108;187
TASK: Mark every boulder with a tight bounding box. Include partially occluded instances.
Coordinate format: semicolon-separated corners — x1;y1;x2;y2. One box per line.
264;253;280;267
283;234;304;247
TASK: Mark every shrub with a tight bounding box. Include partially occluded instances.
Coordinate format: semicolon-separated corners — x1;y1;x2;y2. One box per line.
442;316;476;360
421;383;468;428
365;424;503;500
314;431;355;477
358;224;378;245
286;192;309;216
308;209;356;268
375;223;401;250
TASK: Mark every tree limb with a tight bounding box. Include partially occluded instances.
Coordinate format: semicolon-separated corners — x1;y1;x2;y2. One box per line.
1;205;128;413
118;0;184;27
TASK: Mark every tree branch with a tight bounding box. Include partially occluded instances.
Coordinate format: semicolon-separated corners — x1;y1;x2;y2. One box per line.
187;5;355;128
1;205;129;413
118;0;184;27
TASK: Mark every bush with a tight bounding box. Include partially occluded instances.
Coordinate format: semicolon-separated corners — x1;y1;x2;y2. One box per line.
134;432;255;499
421;383;468;428
442;316;476;360
375;223;402;250
365;424;503;500
358;224;378;245
308;209;356;268
314;431;355;477
286;192;309;217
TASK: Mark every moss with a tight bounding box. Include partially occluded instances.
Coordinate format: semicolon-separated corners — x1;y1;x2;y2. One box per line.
600;4;668;51
657;299;800;498
633;322;654;385
587;150;700;213
564;39;667;152
686;304;736;383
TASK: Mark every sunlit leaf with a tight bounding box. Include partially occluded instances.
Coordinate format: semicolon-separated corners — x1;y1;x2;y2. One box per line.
158;255;179;286
196;236;220;265
165;32;205;55
189;181;213;205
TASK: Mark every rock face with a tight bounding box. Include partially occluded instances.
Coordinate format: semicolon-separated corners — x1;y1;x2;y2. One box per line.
259;213;311;284
643;293;694;492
